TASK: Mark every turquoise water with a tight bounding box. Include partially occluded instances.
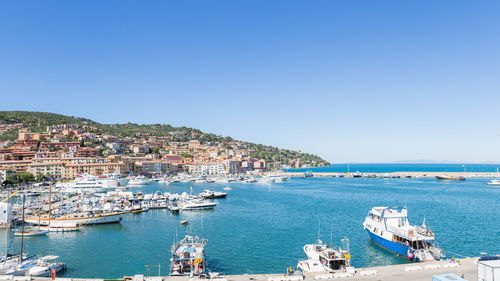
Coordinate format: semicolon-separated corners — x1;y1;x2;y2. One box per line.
2;175;500;278
286;163;500;173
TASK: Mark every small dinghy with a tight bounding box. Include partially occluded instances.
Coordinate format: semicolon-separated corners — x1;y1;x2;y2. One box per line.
223;186;231;191
180;220;188;225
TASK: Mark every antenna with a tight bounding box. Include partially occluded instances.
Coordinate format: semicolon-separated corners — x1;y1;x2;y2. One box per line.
330;227;333;246
317;220;321;242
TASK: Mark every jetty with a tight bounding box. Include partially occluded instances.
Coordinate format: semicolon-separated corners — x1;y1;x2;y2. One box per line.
281;171;498;178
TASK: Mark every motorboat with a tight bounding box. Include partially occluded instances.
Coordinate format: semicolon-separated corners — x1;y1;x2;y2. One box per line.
178;198;218;210
27;256;66;277
128;175;149;185
487;179;500;186
297;238;351;273
170;235;208;276
199;189;227;199
436;175;466;181
58;173;112;193
363;207;444;262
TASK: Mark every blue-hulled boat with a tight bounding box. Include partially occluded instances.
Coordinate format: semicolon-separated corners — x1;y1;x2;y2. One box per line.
363;207;444;262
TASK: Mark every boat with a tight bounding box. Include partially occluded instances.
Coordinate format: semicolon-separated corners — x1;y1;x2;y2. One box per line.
199;189;227;199
128;175;149;185
436;175;466;181
363;207;444;262
25;210;138;226
487;179;500;186
41;221;82;232
14;230;49;237
178;198;218;210
27;256;66;277
170;235;208;276
223;186;232;191
180;220;188;225
58;173;112;193
297;238;351;273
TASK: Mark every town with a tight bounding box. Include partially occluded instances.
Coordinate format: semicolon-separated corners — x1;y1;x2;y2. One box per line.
0;115;329;184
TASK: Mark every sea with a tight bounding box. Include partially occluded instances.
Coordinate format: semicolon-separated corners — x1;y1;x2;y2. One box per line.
2;163;499;278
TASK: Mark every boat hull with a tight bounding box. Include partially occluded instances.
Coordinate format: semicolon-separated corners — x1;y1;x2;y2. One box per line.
24;210;139;226
366;229;415;261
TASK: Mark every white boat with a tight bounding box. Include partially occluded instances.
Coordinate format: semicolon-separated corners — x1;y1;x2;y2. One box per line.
199;189;227;199
28;256;66;277
170;235;208;276
223;186;232;191
487;179;500;186
14;229;49;236
128;175;148;185
179;198;218;210
363;207;444;262
58;173;112;193
297;238;351;273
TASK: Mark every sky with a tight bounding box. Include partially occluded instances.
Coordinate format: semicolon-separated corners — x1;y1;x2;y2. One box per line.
1;0;500;163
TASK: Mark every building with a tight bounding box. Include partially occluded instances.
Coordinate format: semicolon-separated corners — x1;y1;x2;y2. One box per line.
224;160;241;175
136;161;175;174
27;161;64;178
188;162;225;175
0;160;31;173
253;159;267;170
75;147;100;157
0;167;14;185
63;162;124;178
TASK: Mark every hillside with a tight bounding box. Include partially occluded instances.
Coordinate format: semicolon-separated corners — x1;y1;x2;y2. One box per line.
0;111;330;167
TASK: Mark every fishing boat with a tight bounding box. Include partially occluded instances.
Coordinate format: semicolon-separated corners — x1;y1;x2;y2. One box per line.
487;179;500;186
436;175;466;181
199;189;227;199
170;235;207;276
297;238;351;273
363;207;444;262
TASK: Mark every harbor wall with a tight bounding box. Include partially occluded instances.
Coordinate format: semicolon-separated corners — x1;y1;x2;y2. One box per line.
21;257;480;281
281;171;497;178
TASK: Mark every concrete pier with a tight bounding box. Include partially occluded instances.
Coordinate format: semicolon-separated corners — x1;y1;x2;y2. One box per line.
20;257;479;281
282;171;498;178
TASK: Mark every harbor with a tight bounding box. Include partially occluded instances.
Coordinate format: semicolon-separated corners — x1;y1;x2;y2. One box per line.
0;171;498;279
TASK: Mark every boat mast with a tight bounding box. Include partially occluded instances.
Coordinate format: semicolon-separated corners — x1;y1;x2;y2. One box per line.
20;194;25;261
48;183;52;227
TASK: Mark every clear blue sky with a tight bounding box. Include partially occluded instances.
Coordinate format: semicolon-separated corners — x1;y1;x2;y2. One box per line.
1;0;500;163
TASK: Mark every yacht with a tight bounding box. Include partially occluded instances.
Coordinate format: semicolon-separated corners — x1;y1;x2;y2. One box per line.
363;207;444;262
103;173;130;187
297;238;351;273
170;235;208;276
58;173;111;193
487;179;500;186
199;189;227;199
178;198;218;210
128;175;149;185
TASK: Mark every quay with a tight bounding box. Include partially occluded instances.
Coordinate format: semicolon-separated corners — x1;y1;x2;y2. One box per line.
17;257;479;281
281;171;499;178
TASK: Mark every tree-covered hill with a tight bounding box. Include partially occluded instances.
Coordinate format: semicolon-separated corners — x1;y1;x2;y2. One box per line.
0;111;330;167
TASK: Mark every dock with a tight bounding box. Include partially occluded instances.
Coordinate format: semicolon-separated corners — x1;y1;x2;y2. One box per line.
16;257;480;281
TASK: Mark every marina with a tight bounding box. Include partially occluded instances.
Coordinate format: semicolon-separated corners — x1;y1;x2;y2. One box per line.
0;170;498;278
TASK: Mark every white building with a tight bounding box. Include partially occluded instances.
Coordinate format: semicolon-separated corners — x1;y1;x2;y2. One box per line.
189;163;225;175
